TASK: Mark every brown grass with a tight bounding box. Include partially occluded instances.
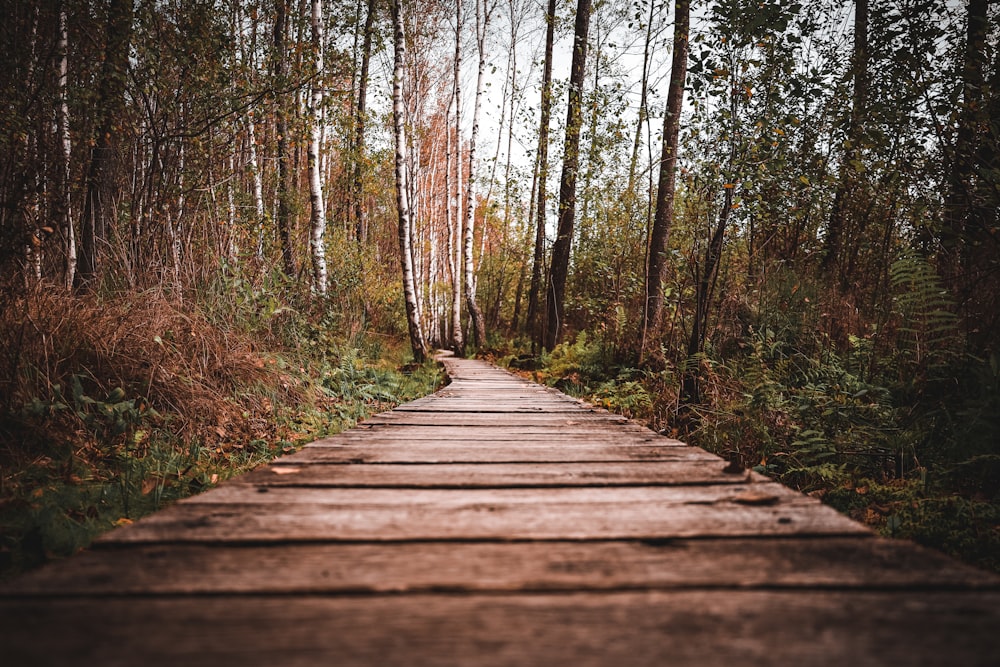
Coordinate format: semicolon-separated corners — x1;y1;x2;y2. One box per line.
0;281;292;474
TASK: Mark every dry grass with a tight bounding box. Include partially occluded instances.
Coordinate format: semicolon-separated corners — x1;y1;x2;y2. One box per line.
0;281;292;477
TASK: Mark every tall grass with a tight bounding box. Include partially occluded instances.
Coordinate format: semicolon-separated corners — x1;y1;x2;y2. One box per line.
0;277;441;579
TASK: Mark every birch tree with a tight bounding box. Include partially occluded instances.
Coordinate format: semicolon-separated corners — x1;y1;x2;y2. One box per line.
391;0;428;361
463;0;494;349
57;1;75;289
351;0;377;242
308;0;328;294
449;0;465;353
273;0;296;278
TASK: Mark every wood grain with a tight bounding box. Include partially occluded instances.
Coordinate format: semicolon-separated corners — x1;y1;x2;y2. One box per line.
1;352;996;666
236;460;755;487
96;484;870;544
3;591;998;666
7;538;996;597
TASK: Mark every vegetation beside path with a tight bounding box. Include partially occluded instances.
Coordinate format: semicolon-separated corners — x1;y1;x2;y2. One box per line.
0;282;441;580
496;326;1000;575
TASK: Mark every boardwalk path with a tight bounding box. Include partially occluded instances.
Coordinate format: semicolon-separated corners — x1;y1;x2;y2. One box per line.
2;353;999;665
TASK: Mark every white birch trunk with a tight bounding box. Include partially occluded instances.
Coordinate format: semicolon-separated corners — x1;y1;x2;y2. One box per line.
227;149;238;264
450;0;464;352
247;113;265;262
308;0;328;294
391;0;427;361
463;0;490;347
58;3;76;289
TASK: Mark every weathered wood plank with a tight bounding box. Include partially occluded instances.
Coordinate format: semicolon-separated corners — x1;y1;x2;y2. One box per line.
97;484;870;544
3;591;998;666
361;412;630;426
2;352;995;667
280;443;718;464
6;538;996;597
236;460;753;487
336;423;665;440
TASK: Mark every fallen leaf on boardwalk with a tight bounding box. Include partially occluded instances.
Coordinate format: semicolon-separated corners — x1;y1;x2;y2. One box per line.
271;467;300;475
732;492;781;506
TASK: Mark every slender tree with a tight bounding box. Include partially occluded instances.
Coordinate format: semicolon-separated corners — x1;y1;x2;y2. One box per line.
641;0;689;360
820;0;867;280
308;0;328;294
77;0;134;287
449;0;464;353
463;0;493;349
526;0;557;350
56;1;75;289
273;0;296;277
391;0;428;362
544;0;592;350
352;0;377;242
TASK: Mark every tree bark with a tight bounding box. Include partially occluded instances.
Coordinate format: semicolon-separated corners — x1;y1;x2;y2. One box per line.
391;0;427;362
544;0;591;351
641;0;689;360
352;0;377;243
77;0;133;288
820;0;867;279
463;0;492;349
681;186;733;405
57;2;75;289
450;0;465;354
526;0;556;351
308;0;328;294
273;0;296;278
627;0;657;198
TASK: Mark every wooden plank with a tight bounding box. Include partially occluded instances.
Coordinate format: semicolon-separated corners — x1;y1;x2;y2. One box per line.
97;484;870;543
236;460;754;488
361;412;631;427
3;591;998;666
280;443;719;464
337;424;665;440
6;538;996;597
393;404;591;413
302;430;686;448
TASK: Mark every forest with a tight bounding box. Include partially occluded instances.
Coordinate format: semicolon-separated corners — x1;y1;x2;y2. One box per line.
0;0;997;576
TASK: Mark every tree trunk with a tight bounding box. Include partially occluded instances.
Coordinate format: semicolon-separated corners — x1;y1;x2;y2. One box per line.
77;0;133;288
391;0;427;362
463;0;491;349
681;186;734;405
352;0;376;243
57;2;75;289
273;0;296;278
820;0;867;280
525;0;556;351
450;0;465;354
544;0;591;351
641;0;689;360
308;0;328;294
627;0;657;198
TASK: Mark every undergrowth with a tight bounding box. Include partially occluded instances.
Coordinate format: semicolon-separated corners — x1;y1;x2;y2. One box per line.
497;276;1000;574
0;279;441;580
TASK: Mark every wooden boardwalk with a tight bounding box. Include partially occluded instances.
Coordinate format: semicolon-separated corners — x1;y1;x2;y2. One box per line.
2;353;998;665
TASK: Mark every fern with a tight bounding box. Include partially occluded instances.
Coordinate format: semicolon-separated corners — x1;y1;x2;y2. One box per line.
890;254;962;368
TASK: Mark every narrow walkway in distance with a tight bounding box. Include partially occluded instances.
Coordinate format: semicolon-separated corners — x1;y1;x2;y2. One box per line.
2;352;998;665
